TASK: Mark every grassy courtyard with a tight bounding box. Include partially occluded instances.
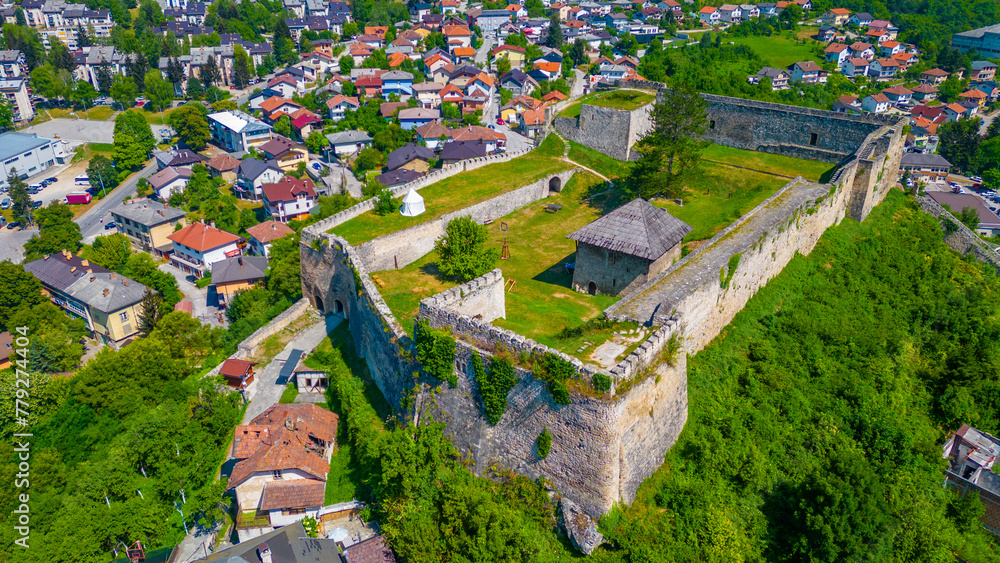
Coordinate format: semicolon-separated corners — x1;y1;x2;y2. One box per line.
330;134;571;245
558;89;657;118
377;171;630;361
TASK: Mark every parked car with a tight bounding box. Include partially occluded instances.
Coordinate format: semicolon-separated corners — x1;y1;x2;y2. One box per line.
310;162;323;172
28;183;42;191
971;176;983;183
7;221;19;230
32;200;42;208
496;118;504;125
41;177;57;186
104;221;116;230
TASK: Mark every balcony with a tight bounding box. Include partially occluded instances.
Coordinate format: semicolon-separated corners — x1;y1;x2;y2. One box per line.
236;511;271;529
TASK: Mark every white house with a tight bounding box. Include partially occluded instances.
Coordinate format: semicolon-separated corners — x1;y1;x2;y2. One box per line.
861;93;891;113
147;166;192;200
261;176;317;223
208;110;273;153
166;220;243;278
324;130;373;156
325;94;360;121
245;220;295;258
235;157;284;200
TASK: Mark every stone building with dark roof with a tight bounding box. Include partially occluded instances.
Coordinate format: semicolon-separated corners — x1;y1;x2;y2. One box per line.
568;198;691;296
211;255;268;303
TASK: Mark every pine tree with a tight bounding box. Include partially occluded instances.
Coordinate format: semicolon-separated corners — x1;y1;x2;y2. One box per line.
129;54;150;91
96;64;113;94
14;7;25;26
137;289;163;337
6;170;32;226
233;46;252;88
166;57;185;94
546;16;563;49
201;55;220;88
76;25;92;48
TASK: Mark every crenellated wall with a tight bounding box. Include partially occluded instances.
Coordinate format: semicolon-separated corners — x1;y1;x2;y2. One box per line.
300;85;908;524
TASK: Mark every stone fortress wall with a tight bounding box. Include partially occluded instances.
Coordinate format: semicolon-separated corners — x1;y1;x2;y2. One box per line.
301;83;908;522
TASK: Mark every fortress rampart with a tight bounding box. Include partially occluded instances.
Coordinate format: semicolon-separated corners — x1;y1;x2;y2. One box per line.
301;86;907;523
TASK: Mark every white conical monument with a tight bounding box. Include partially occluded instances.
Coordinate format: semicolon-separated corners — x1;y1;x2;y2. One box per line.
399;188;425;217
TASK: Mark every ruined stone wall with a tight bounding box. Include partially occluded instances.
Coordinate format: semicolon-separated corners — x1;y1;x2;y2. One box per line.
353;170;576;272
914;194;1000;273
425;268;506;323
299;238;415;409
554;103;651;161
606;123;906;353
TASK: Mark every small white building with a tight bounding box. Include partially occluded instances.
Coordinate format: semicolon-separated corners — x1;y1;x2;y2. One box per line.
147;166;192;200
0;132;65;186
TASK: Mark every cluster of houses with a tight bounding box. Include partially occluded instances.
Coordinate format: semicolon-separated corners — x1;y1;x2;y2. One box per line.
0;0;113;49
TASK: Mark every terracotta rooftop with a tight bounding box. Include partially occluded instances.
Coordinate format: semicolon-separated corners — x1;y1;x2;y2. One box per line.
207;153;240;172
220;358;257;378
259;480;326;511
246;220;295;244
168;221;241;252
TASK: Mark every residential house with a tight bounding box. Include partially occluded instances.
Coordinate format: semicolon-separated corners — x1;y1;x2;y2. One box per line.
901;153;951;183
375;168;425;188
153;148;205;171
207;154;241;184
227;404;338;531
749;66;790;90
415;121;452;150
259;96;302;122
0;50;25;79
110;198;187;256
518;108;545;138
147;167;193;200
849;41;875;59
929;192;1000;235
882;85;913;105
869;58;899;80
816;25;836;43
920;68;949;85
500;69;539;96
474;10;516;37
543;90;568;103
861;93;891;113
892;52;918;69
381;71;414;99
910;83;938;102
261;176;317;223
960;88;988;108
443;24;472;48
440;140;489;165
451;126;506;152
698;5;720;25
849;12;873;26
943;102;978;121
788;61;827;84
718;4;742;23
208;111;273;153
291;112;322;141
0;78;33;123
824;43;850;67
292;355;327;395
246;220;295;258
866;27;890;44
219;358;258;390
168;221;243;278
266;74;304;98
386;143;435;172
25;251;148;348
499;95;544;123
235;158;284;200
821;8;851;26
941;425;1000;535
324;130;373;156
398;107;440;130
413;82;444;108
740;3;759;19
492;45;527;69
506;3;528;19
326;95;360;121
842;58;870;77
879;40;902;57
971;61;998;82
259;136;309;172
212;255;268;304
355;75;383;97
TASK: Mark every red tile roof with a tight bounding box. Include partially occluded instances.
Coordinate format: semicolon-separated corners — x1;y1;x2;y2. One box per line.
246;220;295;244
262;176;316;203
220;359;257;378
168;222;241;252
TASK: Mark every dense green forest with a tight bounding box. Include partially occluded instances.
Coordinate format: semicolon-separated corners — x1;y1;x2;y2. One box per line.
298;191;1000;562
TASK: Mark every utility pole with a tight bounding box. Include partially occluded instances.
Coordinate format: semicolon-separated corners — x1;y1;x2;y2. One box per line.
175;502;188;535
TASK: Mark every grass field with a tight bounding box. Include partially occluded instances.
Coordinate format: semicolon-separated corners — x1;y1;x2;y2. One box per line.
45;106;116;121
730;33;820;68
559;90;657;118
330;135;571;244
378;172;633;361
567;140;633;180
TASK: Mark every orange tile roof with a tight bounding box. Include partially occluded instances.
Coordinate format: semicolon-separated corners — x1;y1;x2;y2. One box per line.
961;89;987;99
388;51;408;67
443;24;471;36
259;96;297;113
168;222;241;252
452;46;475;57
534;61;560;73
472;72;494;87
829;8;850;14
699;6;717;13
543;90;568;101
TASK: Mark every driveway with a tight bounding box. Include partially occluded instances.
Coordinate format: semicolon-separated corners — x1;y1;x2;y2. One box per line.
570;68;587;99
241;315;341;424
157;263;226;327
475;36;494;66
487;92;533;152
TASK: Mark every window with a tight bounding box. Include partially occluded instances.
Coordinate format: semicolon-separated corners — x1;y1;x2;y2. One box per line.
272;470;283;479
809;133;818;146
119;311;128;322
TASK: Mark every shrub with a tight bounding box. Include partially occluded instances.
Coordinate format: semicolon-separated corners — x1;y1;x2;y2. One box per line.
415;319;457;386
592;373;612;392
533;352;574;404
435;216;500;281
537;428;552;459
374;188;397;216
478;354;518;425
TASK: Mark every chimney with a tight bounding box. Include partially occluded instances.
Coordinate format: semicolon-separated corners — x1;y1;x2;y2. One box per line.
284;417;295;431
124;281;128;286
210;221;216;229
81;260;89;267
90;276;95;282
70;267;77;272
238;256;243;266
43;254;49;260
86;269;92;274
257;542;272;563
110;274;116;280
103;289;109;296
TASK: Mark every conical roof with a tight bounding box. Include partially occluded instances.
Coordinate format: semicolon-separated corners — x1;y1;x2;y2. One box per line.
402;188;423;203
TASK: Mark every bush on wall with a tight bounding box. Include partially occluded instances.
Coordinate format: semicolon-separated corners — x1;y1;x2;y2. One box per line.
415;319;457;386
476;353;518;424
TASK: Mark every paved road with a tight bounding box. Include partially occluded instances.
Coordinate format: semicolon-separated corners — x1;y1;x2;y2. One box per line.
79;161;158;241
241;315;341;424
475;36;494;66
570;68;587;99
981;108;1000;135
157;263;226;327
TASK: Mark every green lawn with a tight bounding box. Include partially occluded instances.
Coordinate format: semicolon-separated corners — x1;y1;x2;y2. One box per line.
567;140;634;180
330;134;571;245
730;33;820;69
559;90;657;118
379;172;635;362
700;144;834;181
46;106;115;121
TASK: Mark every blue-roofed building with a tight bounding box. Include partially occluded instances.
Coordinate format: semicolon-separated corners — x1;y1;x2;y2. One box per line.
0;132;65;187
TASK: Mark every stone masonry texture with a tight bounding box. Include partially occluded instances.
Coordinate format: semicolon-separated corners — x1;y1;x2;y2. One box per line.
300;86;907;520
